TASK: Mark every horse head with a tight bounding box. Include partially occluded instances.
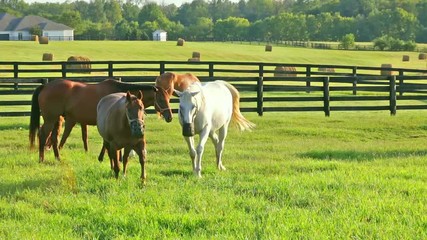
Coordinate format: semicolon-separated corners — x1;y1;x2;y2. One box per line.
153;86;173;123
125;91;145;138
175;89;200;137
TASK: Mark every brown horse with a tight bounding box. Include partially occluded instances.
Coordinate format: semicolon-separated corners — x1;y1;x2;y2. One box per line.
29;79;172;162
97;91;147;181
155;72;200;99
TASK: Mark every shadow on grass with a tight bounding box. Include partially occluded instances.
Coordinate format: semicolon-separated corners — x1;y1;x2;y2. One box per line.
299;150;427;162
0;177;58;196
159;169;193;177
0;123;28;131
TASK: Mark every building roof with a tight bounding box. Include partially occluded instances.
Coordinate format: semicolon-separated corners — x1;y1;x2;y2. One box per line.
0;13;73;31
153;29;167;34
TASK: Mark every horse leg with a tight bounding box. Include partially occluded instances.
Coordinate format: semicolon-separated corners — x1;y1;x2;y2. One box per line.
134;140;147;183
194;128;210;178
210;132;226;171
59;119;76;149
184;136;197;173
108;145;120;178
98;140;108;162
122;147;131;177
51;120;61;161
81;124;88;152
38;121;54;162
215;125;229;171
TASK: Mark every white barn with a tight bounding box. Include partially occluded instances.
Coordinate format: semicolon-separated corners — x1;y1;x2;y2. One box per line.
152;29;167;41
0;13;74;41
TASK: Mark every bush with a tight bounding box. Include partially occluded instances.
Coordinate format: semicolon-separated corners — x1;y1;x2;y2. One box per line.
341;33;355;50
373;35;417;51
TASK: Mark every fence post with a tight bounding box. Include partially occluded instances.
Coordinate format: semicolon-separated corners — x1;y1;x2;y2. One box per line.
398;70;404;96
209;63;214;78
61;62;67;78
323;76;330;117
389;75;397;116
160;62;165;74
257;64;264;116
352;67;357;95
108;62;113;77
13;63;18;78
306;66;311;93
42;78;49;85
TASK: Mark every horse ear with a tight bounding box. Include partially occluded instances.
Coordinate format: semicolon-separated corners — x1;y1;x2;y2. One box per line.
174;90;182;97
190;91;200;97
126;91;132;102
137;90;143;100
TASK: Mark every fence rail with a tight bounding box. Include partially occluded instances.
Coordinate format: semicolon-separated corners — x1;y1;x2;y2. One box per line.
1;60;427;117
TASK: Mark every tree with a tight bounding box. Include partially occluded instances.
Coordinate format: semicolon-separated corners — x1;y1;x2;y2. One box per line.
104;0;123;25
175;0;209;26
185;17;213;41
29;25;42;36
213;17;249;41
341;33;355;49
59;10;83;34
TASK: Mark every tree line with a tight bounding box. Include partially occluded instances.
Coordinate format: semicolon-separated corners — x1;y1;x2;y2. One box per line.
1;0;426;45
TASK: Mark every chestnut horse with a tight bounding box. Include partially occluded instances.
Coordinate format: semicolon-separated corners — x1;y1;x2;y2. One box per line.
29;79;172;162
97;91;147;181
155;71;200;103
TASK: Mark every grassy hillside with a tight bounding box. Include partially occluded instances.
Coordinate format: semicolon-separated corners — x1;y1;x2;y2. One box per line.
1;41;426;70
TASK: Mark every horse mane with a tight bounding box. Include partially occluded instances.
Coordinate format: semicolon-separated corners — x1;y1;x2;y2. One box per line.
105;79;156;92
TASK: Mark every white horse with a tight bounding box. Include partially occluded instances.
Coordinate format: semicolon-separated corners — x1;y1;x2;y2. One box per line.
175;80;255;177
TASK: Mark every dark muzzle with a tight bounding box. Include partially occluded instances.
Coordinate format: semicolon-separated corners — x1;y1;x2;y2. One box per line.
130;120;144;138
182;123;195;137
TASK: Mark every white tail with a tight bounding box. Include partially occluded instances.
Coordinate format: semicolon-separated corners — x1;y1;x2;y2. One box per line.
220;81;255;131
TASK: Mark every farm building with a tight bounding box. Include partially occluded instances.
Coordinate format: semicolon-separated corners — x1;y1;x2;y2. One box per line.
0;13;74;41
152;29;167;41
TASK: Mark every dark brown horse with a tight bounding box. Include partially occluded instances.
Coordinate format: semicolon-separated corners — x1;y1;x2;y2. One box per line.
97;91;147;181
29;79;172;162
155;72;200;99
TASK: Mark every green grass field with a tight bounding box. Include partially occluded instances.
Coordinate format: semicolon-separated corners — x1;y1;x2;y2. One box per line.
1;111;426;239
0;41;427;239
0;41;426;70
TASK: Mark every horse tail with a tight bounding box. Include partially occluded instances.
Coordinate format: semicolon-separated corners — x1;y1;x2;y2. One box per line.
221;81;255;131
29;85;44;149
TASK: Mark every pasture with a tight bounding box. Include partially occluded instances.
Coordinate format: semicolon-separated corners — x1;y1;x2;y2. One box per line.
0;41;426;238
0;41;426;70
1;111;426;239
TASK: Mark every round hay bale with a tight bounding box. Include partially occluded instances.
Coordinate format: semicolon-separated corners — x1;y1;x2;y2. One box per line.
31;35;39;42
402;55;410;61
274;66;297;77
192;52;200;59
380;64;395;76
188;57;200;62
67;55;91;74
265;45;272;52
419;53;427;60
42;53;53;61
38;36;49;44
177;38;185;46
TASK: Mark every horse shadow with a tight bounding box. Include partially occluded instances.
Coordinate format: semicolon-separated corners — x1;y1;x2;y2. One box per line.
159;169;193;177
0;178;57;196
0;123;27;131
299;149;427;162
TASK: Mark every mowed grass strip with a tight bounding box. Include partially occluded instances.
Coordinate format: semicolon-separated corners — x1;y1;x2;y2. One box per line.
0;111;426;239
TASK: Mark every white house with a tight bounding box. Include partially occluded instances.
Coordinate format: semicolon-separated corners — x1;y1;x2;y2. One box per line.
152;29;167;41
0;13;74;41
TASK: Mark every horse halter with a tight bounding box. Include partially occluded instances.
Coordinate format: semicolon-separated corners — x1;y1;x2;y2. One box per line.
154;87;172;115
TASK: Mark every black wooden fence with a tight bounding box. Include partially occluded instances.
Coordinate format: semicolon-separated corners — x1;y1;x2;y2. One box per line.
1;60;427;117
